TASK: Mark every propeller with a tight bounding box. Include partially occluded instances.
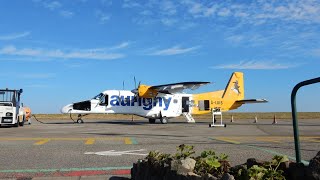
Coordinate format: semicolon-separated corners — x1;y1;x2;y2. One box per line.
131;76;141;101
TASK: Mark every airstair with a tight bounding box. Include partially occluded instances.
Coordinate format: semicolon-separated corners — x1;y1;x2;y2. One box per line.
182;112;195;123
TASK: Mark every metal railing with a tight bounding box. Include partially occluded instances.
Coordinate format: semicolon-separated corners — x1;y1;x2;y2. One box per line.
291;77;320;163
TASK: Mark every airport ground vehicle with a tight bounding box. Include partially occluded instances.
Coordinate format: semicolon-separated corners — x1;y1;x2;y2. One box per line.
0;88;28;127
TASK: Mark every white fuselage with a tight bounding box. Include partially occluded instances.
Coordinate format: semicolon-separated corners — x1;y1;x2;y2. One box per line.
61;90;193;119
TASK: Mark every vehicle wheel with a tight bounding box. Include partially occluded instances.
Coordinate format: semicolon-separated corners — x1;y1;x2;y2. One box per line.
149;118;156;124
160;117;168;124
77;119;84;124
19;116;25;126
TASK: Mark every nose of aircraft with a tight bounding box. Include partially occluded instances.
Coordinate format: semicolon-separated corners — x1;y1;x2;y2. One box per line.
61;104;73;113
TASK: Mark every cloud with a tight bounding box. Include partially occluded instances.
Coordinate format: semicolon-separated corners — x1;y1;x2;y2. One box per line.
161;18;178;26
149;45;200;56
122;0;141;8
86;42;130;52
225;35;244;43
160;1;176;16
95;10;111;24
109;42;130;50
43;1;62;10
0;45;125;60
60;10;74;18
212;61;299;70
0;32;30;40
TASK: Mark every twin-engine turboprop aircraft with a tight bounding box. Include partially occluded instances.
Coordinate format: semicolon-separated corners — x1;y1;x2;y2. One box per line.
61;72;267;124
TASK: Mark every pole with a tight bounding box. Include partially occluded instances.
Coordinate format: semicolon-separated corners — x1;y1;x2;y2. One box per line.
291;77;320;163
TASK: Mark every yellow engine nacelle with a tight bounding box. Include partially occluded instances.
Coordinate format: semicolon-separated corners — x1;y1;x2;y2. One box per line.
138;85;158;98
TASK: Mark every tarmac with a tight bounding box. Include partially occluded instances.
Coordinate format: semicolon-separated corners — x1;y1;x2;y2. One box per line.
0;117;319;179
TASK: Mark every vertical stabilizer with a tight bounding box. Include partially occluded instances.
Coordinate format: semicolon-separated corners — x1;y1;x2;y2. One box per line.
222;72;244;101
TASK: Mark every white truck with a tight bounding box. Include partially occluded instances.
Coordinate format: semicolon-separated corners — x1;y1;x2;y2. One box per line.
0;88;26;127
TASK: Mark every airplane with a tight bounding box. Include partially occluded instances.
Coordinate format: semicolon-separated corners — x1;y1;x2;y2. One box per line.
61;72;267;124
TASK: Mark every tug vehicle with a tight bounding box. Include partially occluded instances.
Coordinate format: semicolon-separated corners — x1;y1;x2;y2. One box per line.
0;88;30;127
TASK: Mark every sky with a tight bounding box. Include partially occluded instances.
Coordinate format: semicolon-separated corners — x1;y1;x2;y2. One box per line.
0;0;319;113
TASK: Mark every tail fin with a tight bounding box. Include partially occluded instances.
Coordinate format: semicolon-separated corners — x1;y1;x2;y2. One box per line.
222;72;244;101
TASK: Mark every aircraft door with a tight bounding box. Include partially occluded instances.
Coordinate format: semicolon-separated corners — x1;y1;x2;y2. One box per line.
182;97;189;113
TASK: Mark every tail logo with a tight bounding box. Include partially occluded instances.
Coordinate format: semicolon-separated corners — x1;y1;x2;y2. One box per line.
231;80;241;95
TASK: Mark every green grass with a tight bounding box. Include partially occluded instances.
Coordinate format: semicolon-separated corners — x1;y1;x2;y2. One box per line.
33;112;320;120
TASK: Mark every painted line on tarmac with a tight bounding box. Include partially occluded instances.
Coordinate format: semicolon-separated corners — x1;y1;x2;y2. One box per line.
210;137;310;165
214;137;240;144
0;166;132;173
34;139;50;145
85;138;95;145
0;137;137;145
124;137;138;145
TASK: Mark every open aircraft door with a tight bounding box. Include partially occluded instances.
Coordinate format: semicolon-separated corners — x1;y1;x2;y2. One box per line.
182;97;190;113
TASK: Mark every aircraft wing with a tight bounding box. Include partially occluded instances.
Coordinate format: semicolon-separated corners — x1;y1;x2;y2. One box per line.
235;99;268;104
150;81;211;94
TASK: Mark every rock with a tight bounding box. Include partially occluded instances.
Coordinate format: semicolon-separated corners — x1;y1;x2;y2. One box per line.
246;158;265;169
187;172;202;180
307;151;320;180
287;162;306;180
229;164;248;180
181;158;196;171
171;158;196;175
203;173;218;180
220;173;235;180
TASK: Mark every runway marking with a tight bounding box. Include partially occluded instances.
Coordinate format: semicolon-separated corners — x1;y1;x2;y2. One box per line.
85;138;95;145
215;137;240;144
85;149;147;156
255;137;281;143
212;136;320;144
0;166;132;173
124;137;132;144
301;137;320;143
34;139;50;145
0;137;138;145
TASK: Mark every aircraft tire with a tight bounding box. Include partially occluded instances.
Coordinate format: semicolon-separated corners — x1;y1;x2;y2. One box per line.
77;119;84;124
149;119;156;124
160;117;168;124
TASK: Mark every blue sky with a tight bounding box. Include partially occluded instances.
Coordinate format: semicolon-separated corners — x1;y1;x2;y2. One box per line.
0;0;319;113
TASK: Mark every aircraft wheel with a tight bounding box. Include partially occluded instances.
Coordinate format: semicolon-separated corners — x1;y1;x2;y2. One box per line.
160;117;168;124
77;119;84;124
149;118;156;124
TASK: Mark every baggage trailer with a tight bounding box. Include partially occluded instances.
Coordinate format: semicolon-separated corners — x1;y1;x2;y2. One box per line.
0;88;27;127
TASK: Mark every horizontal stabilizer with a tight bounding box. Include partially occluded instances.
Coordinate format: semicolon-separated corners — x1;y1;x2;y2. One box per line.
236;99;268;104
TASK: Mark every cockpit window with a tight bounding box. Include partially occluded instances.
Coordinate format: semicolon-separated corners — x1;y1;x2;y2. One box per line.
93;93;103;100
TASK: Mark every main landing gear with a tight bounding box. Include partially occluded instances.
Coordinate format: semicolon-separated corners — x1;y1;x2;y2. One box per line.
148;117;168;124
76;114;88;124
160;117;168;124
